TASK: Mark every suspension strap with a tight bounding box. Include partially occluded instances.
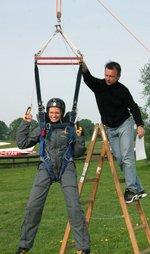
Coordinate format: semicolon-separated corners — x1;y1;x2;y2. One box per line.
69;64;82;123
72;65;82;112
34;63;42;107
34;62;46;157
56;0;62;24
58;125;75;182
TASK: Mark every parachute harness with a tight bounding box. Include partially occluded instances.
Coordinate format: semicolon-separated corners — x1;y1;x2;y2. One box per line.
35;66;82;182
34;1;83;181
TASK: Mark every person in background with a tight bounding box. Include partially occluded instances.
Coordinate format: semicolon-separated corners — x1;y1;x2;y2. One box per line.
81;60;147;204
15;98;90;254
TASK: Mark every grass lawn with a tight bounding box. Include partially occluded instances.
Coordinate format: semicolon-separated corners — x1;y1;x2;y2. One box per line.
0;159;150;254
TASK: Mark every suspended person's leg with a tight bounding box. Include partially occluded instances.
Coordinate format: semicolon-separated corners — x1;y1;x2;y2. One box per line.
16;163;52;253
60;162;90;253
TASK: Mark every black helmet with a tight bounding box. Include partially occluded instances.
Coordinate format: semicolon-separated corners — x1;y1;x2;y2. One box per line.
46;98;66;116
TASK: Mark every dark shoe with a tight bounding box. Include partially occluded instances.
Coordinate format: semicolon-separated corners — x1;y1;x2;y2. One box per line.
138;190;147;199
124;188;139;204
16;247;29;254
83;249;90;254
77;249;90;254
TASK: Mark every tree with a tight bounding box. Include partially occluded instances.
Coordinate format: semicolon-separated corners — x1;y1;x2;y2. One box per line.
8;118;23;141
79;119;94;140
139;60;150;159
140;60;150;110
139;106;149;123
8;118;39;141
0;120;9;140
139;107;150;158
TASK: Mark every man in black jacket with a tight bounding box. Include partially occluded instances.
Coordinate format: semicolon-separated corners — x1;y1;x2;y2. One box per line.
81;61;147;204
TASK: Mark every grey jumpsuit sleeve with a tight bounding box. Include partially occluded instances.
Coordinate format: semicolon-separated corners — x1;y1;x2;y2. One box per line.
16;120;40;149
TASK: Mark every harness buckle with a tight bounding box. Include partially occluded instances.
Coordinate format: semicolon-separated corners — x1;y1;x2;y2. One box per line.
46;123;51;129
64;155;73;162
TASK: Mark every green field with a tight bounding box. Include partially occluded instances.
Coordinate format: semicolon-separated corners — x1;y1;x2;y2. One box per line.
0;159;150;254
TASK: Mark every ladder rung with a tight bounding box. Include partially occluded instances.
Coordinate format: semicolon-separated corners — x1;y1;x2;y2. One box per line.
84;178;98;183
133;224;146;231
127;200;139;206
81;199;94;205
140;247;150;254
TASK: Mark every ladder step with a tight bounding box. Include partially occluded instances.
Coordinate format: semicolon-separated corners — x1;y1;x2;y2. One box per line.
140;247;150;254
84;178;99;183
127;200;139;206
81;199;94;205
133;224;146;231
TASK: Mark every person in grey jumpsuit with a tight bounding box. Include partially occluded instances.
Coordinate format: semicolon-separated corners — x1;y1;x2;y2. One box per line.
15;98;90;254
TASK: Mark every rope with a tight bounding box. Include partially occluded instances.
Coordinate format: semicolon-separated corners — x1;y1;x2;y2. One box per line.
96;0;150;54
91;214;124;221
29;81;36;108
61;35;77;71
35;31;57;57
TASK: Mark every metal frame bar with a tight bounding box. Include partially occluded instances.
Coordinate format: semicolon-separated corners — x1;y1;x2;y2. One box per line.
34;56;83;65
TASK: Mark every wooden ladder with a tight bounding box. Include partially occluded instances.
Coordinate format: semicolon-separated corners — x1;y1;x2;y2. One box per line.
59;123;150;254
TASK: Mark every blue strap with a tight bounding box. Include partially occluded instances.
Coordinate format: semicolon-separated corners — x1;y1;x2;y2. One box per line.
38;112;46;157
58;120;75;181
42;155;57;182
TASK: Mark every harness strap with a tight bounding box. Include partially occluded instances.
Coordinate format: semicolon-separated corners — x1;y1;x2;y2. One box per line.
39;113;46;157
58;123;75;181
34;63;42;107
72;65;82;113
34;63;46;157
42;155;57;182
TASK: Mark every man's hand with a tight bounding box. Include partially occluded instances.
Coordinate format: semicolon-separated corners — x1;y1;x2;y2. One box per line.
80;60;88;73
137;126;145;138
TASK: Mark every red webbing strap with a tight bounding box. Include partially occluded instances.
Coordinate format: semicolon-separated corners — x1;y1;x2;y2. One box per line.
34;56;83;65
56;0;62;20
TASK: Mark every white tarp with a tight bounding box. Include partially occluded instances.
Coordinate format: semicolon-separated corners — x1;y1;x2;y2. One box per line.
135;135;147;161
0;142;11;146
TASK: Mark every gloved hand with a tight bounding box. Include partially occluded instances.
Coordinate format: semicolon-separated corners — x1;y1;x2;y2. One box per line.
23;106;32;122
75;122;84;136
24;113;32;122
76;126;83;136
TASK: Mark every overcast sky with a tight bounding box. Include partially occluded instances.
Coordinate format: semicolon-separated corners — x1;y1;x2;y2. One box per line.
1;0;150;126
